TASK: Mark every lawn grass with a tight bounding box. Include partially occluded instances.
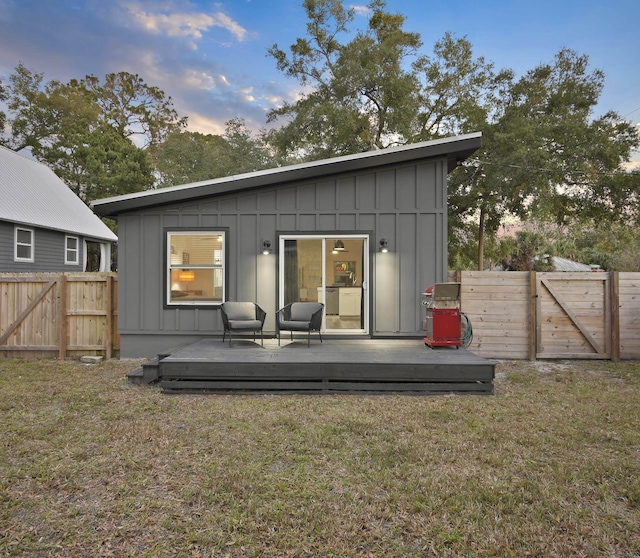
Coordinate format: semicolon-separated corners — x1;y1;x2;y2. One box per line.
1;358;639;557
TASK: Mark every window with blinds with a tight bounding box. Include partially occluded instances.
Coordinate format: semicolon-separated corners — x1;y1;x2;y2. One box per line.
167;231;225;305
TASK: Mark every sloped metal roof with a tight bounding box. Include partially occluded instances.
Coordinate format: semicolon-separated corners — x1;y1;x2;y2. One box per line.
492;256;593;272
553;256;592;272
0;146;117;242
93;132;482;218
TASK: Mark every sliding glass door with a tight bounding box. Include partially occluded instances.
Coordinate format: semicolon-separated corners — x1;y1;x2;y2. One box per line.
279;235;369;334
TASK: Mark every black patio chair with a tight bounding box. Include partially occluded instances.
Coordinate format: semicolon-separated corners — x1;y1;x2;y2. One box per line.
220;301;267;347
276;302;324;347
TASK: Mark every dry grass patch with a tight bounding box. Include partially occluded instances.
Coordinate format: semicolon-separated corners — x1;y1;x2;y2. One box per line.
1;358;639;557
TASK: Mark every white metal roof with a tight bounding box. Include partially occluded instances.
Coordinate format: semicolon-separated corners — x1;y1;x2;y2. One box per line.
0;145;117;242
553;256;592;272
492;256;593;272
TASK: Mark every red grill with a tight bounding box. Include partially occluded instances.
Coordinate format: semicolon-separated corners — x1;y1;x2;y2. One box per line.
423;283;461;348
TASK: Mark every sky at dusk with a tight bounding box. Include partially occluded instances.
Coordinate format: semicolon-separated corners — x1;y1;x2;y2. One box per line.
1;0;639;159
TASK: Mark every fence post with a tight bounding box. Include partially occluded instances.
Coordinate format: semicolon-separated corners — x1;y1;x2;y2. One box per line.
57;275;68;359
105;274;113;360
529;271;537;361
611;272;620;362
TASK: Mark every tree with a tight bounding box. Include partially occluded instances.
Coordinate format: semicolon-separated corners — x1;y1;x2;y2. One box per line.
498;231;555;271
266;0;422;159
41;122;154;202
267;1;510;160
267;3;639;271
0;75;8;138
0;64;186;202
81;72;187;148
449;49;640;270
412;32;512;140
220;118;275;174
1;63;61;152
565;221;640;271
151;130;228;188
151;118;274;187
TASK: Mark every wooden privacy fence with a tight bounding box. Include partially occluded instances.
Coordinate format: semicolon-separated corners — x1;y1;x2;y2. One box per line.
1;271;638;361
0;273;118;359
458;271;640;361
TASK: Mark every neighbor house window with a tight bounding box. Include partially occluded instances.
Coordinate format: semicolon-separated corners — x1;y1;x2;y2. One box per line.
14;227;34;262
65;235;79;265
167;231;225;305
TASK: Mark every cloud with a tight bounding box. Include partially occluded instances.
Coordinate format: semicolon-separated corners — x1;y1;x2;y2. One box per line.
211;11;248;42
170;68;234;91
122;0;248;48
241;86;255;102
349;4;370;16
0;0;296;139
185;112;226;136
180;69;217;90
622;160;640;171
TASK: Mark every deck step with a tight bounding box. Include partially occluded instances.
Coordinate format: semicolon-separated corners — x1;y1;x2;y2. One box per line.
160;378;493;394
126;357;162;384
127;367;144;385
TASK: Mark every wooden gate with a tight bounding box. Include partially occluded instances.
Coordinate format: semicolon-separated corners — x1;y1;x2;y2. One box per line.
0;273;118;358
535;272;611;359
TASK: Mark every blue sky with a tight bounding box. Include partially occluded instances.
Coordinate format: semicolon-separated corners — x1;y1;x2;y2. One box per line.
1;0;639;158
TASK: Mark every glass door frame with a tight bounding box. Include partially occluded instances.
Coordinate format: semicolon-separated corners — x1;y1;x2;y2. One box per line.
278;234;370;335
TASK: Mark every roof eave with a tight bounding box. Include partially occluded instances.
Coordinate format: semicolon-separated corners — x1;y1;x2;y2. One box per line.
93;132;481;218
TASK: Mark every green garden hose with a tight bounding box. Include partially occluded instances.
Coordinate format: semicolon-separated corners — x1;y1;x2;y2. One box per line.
460;311;473;348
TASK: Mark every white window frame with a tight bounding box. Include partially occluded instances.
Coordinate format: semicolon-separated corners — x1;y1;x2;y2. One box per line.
14;226;34;262
166;230;226;307
65;235;80;265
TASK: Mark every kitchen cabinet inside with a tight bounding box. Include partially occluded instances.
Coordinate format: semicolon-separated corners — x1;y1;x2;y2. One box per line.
339;287;362;316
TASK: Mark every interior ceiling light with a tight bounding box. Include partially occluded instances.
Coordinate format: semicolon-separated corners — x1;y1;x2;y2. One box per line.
178;271;195;282
332;239;348;253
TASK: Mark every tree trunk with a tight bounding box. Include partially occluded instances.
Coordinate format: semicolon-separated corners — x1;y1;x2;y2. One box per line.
477;205;486;271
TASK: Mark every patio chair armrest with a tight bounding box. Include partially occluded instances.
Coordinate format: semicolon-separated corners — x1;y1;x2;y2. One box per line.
220;306;230;328
309;305;324;330
276;304;292;324
255;304;267;326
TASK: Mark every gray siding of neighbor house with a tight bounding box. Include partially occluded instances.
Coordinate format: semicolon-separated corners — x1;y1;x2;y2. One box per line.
0;221;85;272
117;157;448;358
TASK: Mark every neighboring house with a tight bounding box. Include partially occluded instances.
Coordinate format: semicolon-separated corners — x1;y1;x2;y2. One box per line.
0;146;117;272
93;132;482;358
492;256;595;272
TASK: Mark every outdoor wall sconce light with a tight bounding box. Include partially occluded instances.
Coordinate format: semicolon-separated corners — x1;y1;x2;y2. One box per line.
379;238;389;253
262;240;272;255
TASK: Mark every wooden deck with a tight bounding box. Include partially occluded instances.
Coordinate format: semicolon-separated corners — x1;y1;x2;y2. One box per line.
133;338;495;394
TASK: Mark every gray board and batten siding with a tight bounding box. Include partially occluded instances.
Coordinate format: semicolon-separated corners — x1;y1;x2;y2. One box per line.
94;133;482;358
